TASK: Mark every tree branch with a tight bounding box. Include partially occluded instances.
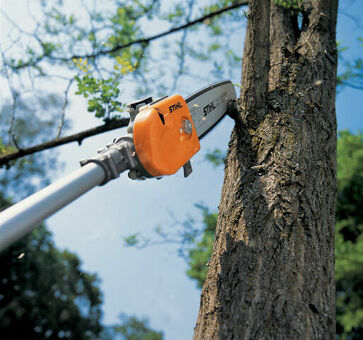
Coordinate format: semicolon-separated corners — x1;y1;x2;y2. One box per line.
73;1;249;58
14;1;248;68
340;81;363;91
0;118;129;167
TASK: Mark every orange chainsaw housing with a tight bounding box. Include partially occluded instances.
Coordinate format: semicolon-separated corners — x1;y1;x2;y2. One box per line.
133;95;200;177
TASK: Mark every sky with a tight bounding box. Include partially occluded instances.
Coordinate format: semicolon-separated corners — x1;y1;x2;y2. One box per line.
0;1;362;339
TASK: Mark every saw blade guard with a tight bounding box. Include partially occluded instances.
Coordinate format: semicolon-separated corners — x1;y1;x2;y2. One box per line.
133;95;200;177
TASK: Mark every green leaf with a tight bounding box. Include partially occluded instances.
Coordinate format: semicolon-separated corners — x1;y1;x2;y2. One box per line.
123;233;140;247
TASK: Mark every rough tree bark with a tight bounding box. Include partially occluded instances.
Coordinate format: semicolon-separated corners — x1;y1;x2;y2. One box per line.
194;0;338;339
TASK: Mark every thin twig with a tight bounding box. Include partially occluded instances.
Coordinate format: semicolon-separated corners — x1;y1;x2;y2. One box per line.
11;135;22;150
340;81;363;91
57;78;73;137
0;48;18;145
171;0;196;92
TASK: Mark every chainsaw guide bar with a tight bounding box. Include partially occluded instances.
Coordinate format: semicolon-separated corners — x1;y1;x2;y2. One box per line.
186;80;236;140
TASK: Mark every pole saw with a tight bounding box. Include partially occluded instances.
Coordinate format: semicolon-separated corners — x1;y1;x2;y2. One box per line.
0;80;236;252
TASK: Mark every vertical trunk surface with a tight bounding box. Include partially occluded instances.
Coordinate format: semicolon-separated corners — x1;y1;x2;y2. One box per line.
194;0;338;339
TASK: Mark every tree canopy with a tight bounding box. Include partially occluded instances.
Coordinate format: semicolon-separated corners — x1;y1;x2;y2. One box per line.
336;131;363;339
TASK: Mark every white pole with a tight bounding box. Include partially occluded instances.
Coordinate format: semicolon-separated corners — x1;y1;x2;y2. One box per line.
0;163;105;252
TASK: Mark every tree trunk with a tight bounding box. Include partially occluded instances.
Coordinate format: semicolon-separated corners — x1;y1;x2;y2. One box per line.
194;0;338;339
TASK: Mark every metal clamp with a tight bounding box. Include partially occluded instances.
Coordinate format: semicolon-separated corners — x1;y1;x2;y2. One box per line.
80;137;135;185
80;97;157;185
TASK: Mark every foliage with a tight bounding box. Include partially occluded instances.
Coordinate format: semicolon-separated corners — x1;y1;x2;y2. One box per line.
0;138;16;157
205;148;225;168
272;0;301;11
335;131;363;339
112;314;163;340
124;233;141;247
73;54;137;120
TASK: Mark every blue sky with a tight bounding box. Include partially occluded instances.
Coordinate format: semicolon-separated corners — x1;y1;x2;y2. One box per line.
336;1;363;132
1;1;362;339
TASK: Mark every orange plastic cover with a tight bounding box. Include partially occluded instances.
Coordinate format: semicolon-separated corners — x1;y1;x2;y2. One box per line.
133;95;200;177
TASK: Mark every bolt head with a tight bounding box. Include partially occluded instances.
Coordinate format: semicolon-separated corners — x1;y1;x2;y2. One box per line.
182;119;193;135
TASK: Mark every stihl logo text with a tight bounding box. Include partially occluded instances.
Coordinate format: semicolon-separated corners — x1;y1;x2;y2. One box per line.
169;102;183;113
203;102;216;116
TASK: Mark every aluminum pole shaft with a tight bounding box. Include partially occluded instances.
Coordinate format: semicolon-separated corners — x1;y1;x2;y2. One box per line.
0;163;105;252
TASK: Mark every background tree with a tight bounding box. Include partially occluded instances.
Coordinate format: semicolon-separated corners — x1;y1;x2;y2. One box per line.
335;131;363;339
111;314;163;340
